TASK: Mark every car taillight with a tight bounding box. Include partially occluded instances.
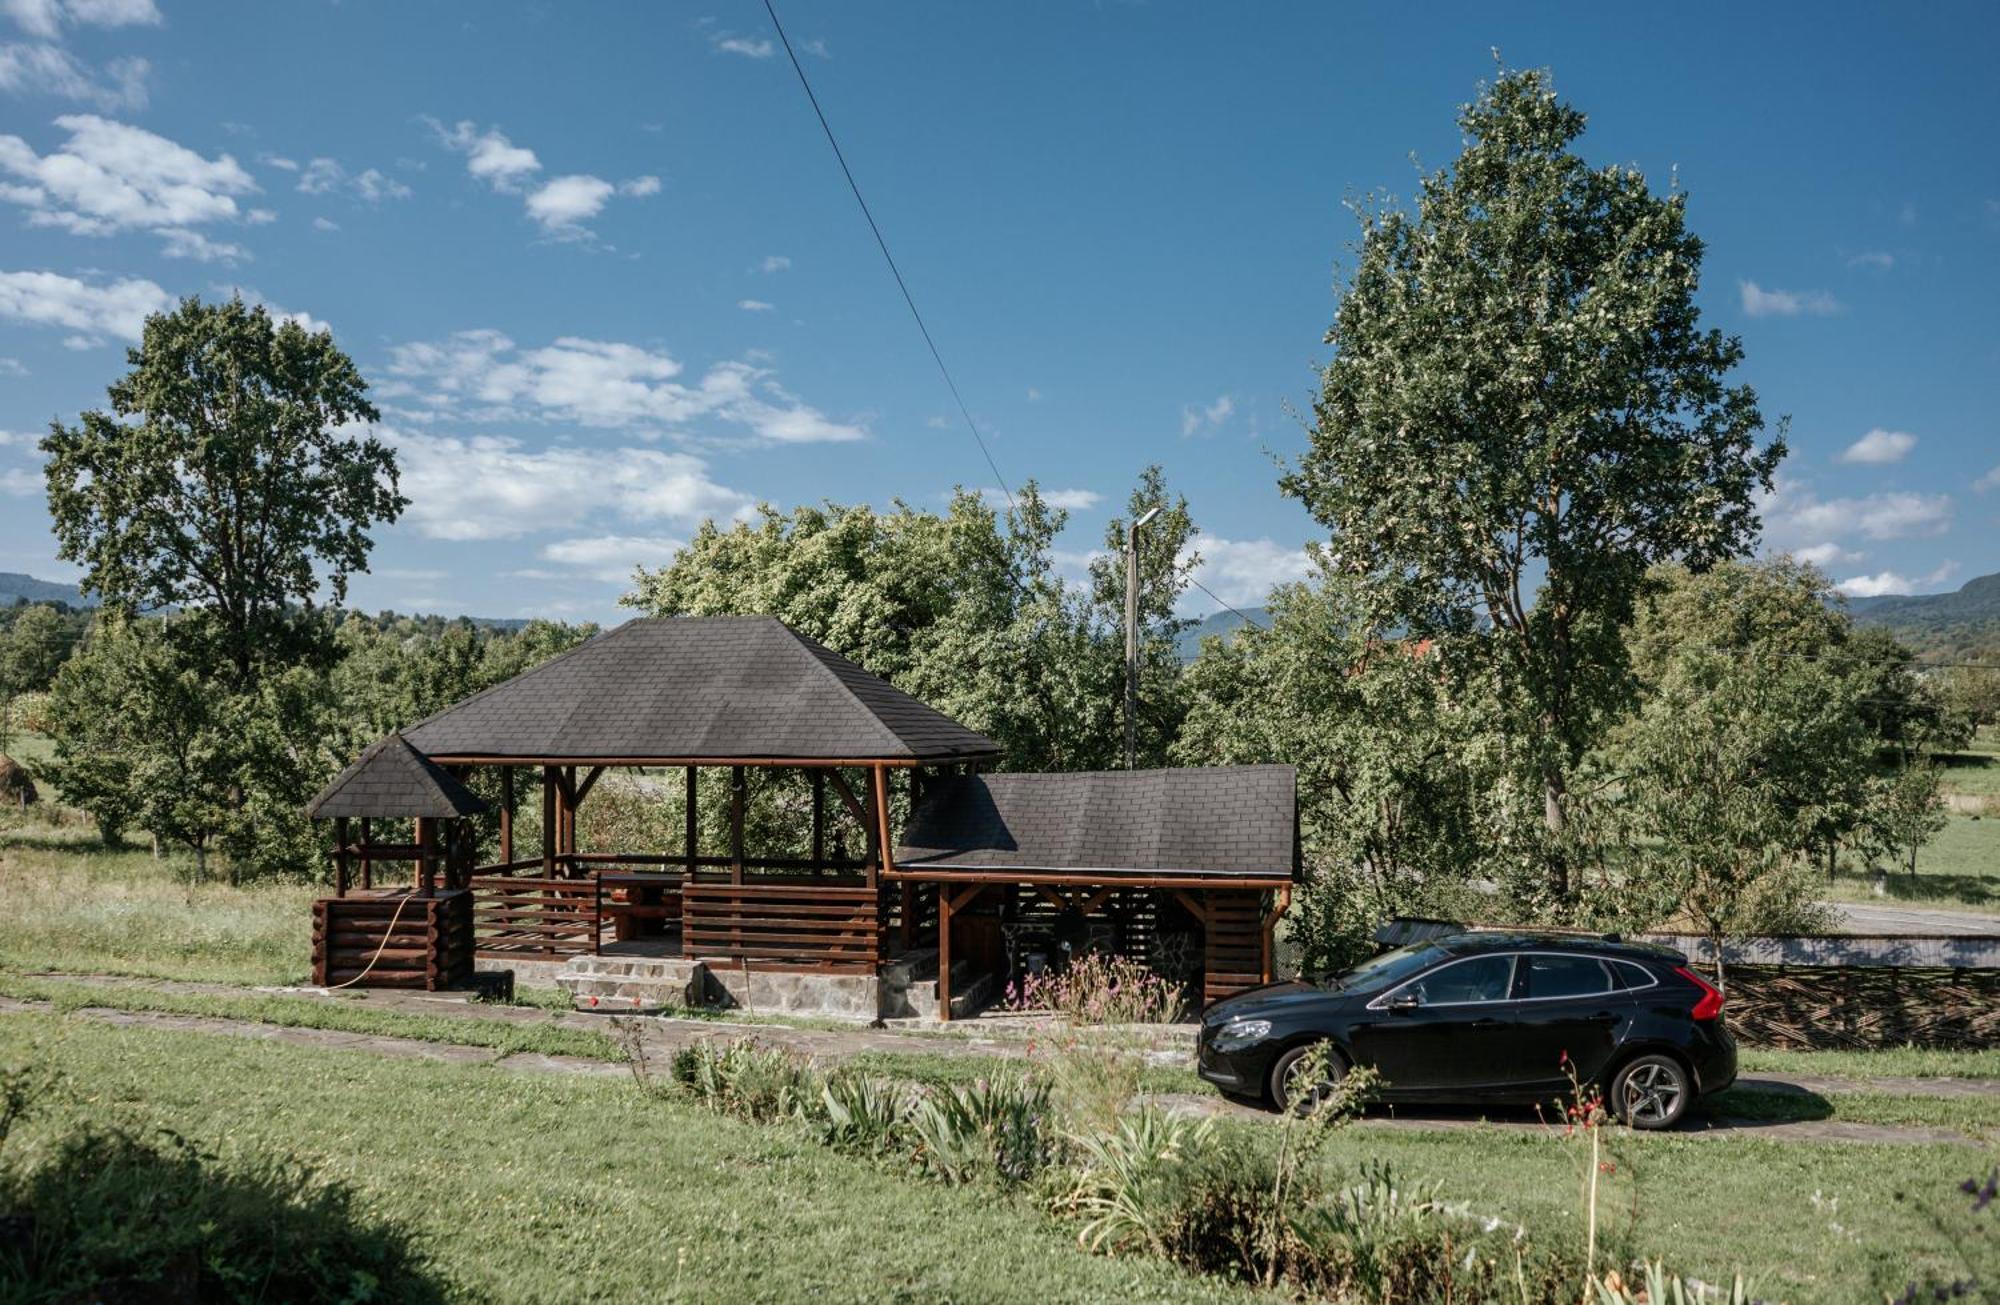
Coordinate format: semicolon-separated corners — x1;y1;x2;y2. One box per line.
1674;966;1724;1021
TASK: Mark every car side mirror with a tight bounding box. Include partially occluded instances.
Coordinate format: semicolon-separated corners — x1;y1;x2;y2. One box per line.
1387;992;1421;1014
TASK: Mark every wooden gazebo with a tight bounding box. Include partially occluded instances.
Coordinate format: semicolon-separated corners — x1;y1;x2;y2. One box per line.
307;615;1297;1019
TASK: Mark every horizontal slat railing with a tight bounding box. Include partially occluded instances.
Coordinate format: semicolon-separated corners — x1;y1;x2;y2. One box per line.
469;874;600;960
682;882;881;974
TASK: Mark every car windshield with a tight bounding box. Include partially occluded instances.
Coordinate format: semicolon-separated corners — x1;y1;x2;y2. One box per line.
1327;943;1446;996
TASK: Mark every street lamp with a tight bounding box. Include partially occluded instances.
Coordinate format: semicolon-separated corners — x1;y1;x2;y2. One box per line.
1125;505;1162;770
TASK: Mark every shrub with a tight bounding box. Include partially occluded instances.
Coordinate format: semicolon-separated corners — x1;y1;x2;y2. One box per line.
1005;952;1186;1025
666;1039;822;1124
816;1074;909;1154
0;1125;444;1304
1590;1262;1756;1304
1057;1106;1215;1257
907;1076;1053;1187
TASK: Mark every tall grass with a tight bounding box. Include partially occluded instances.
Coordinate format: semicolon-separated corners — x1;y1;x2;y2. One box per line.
0;816;311;984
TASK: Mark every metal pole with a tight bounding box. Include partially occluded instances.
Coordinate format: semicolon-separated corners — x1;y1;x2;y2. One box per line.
1124;505;1162;771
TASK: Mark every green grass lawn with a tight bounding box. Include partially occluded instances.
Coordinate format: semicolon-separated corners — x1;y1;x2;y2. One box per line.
1936;727;2000;800
0;1013;1266;1305
1822;814;2000;915
1739;1045;2000;1079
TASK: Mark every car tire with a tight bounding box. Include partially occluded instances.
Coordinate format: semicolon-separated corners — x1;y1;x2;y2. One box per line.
1269;1041;1347;1115
1610;1053;1691;1130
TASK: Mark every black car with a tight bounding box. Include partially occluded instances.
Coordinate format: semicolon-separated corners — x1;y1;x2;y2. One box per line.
1196;932;1735;1129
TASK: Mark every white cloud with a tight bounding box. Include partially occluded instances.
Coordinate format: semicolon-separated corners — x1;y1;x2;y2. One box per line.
1794;542;1863;567
0;267;166;340
0;115;259;258
711;32;773;58
1838;428;1916;464
378;426;750;541
1041;488;1100;511
540;533;687;582
298;156;411;203
759;254;790;273
525;173;614;233
1185;537;1310;609
1846;251;1894;271
428;118;539;190
0;465;40;495
0;43;147;110
384;330;865;445
1760;479;1951;544
1739;280;1840;318
1180;393;1234;437
0;356;24;375
737;298;774;312
429;119;652;239
1837;561;1957;598
1973;465;2000;494
4;0;159;37
311;215;338;232
0;426;38;445
1026;387;1042;402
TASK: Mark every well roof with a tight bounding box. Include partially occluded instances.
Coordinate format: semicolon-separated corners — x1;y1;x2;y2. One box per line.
894;765;1297;879
307;732;488;820
399;616;1001;764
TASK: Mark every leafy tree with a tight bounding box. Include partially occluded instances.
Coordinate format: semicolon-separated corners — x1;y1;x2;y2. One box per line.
1281;67;1784;903
42;296;405;687
0;603;75;753
1610;643;1841;985
1862;762;1948;881
1176;561;1496;972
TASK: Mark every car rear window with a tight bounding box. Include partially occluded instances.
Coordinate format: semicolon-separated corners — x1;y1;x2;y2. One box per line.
1522;954;1614;999
1405;954;1515;1005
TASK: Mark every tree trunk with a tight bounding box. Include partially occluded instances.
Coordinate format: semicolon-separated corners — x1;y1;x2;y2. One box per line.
194;842;207;883
1543;771;1569;898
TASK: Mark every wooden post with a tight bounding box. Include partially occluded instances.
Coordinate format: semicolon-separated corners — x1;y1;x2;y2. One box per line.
359;818;373;890
559;766;576;865
683;765;697;877
499;766;514;864
938;883;954;1022
811;770;826;872
333;816;350;897
416;817;436;896
540;766;556;875
871;764;894;892
729;765;745;885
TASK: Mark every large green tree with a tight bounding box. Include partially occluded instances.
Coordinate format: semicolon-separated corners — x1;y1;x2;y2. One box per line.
0;603;75;753
42;296;405;686
1282;68;1784;903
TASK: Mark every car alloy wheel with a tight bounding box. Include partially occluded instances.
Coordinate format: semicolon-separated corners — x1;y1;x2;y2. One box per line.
1270;1041;1346;1115
1612;1054;1689;1130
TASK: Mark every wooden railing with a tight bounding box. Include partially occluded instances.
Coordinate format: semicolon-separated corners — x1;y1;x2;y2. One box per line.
468;874;601;961
682;880;881;974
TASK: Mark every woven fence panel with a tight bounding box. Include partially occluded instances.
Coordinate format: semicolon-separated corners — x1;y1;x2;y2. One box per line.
1725;964;2000;1050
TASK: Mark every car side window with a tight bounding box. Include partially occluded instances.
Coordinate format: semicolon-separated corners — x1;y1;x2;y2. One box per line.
1400;954;1514;1006
1522;954;1613;999
1609;960;1656;990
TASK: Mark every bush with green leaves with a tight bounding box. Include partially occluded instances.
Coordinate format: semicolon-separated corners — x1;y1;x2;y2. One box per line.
907;1076;1053;1187
665;1038;822;1124
815;1073;910;1154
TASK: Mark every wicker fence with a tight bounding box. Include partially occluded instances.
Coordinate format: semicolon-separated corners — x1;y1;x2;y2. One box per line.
1639;933;2000;1051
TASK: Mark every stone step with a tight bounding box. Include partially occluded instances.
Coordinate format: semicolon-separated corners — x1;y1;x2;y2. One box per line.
891;959;1000;1020
555;955;707;1011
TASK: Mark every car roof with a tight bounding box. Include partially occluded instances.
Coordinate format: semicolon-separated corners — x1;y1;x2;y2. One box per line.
1432;931;1687;965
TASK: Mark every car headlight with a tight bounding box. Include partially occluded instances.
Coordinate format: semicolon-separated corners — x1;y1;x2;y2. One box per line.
1211;1018;1272;1052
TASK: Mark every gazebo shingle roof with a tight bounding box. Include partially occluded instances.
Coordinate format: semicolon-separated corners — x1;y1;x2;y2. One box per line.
895;765;1297;879
400;616;1001;764
307;732;488;820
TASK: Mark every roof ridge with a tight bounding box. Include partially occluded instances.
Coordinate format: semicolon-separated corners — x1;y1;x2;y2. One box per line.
773;624;915;757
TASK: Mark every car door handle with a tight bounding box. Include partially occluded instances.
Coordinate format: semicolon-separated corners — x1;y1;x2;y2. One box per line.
1468;1017;1507;1030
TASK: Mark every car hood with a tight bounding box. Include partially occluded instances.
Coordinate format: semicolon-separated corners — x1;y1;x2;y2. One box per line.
1202;980;1343;1024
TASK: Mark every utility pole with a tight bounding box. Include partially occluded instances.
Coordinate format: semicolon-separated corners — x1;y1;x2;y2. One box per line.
1124;505;1162;770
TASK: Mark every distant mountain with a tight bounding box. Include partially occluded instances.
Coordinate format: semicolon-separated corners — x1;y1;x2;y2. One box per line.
1845;572;2000;626
0;573;92;608
1176;606;1270;660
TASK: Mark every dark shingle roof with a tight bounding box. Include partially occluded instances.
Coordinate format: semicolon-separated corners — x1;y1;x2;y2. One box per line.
895;765;1297;879
400;616;1001;764
307;733;488;819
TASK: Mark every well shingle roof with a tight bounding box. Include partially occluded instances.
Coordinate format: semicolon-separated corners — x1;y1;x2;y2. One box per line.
307;732;488;820
400;616;1001;764
895;765;1297;879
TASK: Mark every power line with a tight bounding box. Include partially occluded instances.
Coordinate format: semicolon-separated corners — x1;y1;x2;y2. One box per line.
760;0;1014;512
1187;577;1267;630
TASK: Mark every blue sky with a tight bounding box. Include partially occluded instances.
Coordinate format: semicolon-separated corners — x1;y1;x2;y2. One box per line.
1;2;1994;623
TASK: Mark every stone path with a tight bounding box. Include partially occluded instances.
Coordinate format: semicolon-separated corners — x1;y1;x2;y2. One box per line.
5;976;1994;1146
